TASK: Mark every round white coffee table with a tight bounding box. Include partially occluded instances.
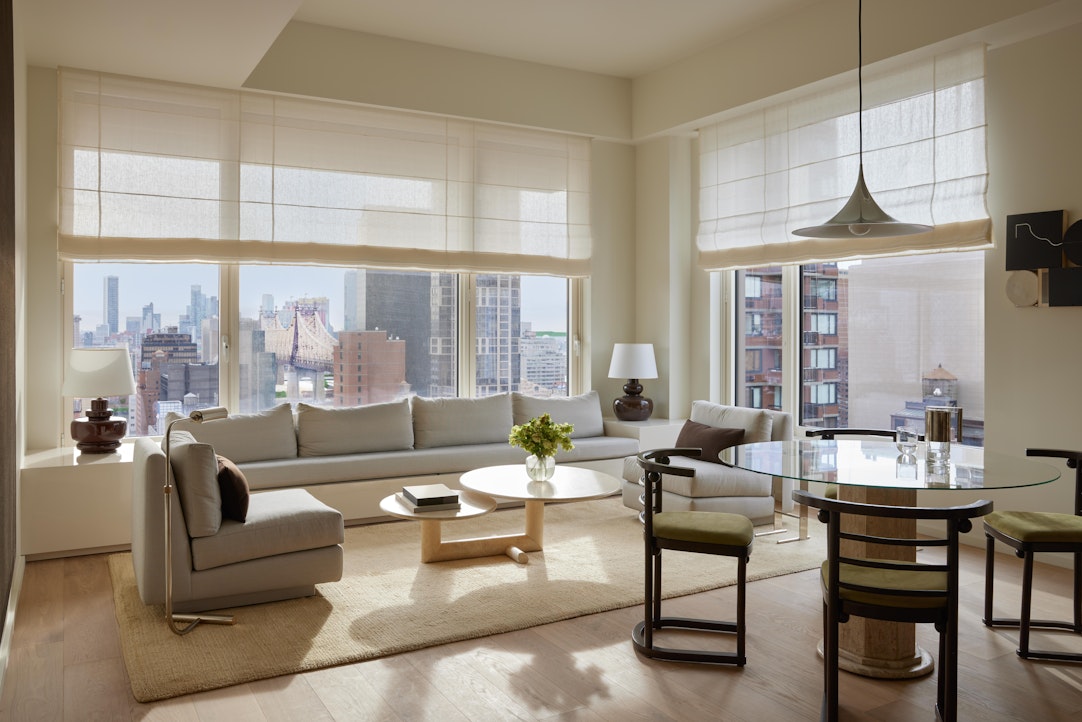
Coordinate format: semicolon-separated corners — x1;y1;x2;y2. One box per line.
458;464;621;563
379;490;499;563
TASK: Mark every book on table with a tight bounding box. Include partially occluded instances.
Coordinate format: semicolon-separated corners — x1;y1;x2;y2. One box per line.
395;492;461;513
402;483;459;506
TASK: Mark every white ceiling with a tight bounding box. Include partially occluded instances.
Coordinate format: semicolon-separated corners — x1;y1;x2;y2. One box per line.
18;0;819;87
291;0;819;78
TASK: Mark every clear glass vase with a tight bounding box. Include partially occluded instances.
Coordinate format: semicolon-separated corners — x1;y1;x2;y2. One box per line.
525;454;555;481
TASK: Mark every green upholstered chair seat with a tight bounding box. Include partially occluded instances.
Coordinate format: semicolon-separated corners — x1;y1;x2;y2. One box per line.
653;511;754;547
985;510;1082;543
822;559;948;610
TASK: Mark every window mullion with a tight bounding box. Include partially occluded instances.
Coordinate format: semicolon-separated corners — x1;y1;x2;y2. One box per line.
460;274;477;398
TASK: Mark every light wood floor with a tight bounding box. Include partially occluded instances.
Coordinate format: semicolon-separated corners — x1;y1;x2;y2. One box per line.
2;540;1082;721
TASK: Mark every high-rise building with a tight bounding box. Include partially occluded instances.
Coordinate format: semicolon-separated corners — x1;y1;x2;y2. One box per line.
201;316;219;364
332;330;408;406
237;317;278;413
141;302;160;334
343;269;366;331
103;275;119;335
364;271;435;397
474;274;520;396
134;331;204;434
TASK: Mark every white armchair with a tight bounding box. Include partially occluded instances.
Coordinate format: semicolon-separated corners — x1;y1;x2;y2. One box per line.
621;401;793;527
131;434;344;615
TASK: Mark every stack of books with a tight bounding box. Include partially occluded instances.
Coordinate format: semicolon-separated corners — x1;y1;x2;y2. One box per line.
396;483;461;512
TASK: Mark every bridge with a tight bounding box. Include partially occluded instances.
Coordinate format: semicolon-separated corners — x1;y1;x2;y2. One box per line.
262;301;337;373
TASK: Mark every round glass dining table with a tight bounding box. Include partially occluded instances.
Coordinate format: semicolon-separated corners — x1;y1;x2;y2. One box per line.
720;438;1062;491
720;438;1062;679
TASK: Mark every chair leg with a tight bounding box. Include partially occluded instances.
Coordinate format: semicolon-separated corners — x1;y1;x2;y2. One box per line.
1074;551;1082;633
825;599;839;722
983;534;995;626
736;556;746;663
1019;552;1035;659
937;625;947;720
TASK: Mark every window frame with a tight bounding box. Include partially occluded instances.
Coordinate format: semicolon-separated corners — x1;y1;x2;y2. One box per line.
62;260;583;440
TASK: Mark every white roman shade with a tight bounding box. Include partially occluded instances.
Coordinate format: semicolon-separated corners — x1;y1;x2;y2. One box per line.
58;69;592;276
696;45;990;270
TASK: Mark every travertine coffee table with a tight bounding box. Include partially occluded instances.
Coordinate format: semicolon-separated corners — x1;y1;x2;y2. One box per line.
457;464;621;564
381;464;620;564
379;490;499;563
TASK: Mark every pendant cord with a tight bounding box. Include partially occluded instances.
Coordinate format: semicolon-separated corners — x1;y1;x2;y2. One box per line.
858;0;863;164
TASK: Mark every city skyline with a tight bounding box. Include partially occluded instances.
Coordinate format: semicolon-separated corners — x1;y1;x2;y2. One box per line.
73;264;568;333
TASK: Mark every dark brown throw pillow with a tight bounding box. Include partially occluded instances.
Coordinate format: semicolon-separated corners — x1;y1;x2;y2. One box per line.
674;421;745;464
216;455;250;522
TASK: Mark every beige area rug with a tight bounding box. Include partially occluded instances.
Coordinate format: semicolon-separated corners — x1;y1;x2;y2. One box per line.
109;497;825;702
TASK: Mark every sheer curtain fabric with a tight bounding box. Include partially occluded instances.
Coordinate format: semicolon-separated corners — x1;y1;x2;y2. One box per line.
58;69;591;276
696;44;990;270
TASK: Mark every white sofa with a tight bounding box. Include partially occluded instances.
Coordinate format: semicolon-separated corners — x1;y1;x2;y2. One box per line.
160;390;638;524
620;401;793;526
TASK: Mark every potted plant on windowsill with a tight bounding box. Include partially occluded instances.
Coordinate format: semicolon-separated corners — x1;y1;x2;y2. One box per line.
508;413;574;481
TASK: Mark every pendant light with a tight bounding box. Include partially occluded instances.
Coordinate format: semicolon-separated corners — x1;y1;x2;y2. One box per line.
793;0;932;239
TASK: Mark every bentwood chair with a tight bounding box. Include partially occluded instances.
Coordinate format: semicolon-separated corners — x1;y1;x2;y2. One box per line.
632;448;754;666
983;448;1082;662
794;489;993;722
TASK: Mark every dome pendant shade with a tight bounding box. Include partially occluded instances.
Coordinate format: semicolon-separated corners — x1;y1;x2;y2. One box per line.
793;165;933;239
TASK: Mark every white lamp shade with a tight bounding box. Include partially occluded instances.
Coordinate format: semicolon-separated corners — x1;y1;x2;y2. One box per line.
62;347;137;398
608;343;658;380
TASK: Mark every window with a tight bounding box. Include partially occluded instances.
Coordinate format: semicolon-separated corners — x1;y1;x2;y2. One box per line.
808;383;837;405
808;313;837;336
735;267;783;410
807;348;837;370
73;265;571;436
71;263;219;436
799;253;984;442
60;71;584;440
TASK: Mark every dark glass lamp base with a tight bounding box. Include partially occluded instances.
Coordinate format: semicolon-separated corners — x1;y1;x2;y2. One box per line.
613;395;654;422
71;416;128;453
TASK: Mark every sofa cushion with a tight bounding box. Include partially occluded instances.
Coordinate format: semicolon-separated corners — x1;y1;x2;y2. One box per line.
674;421;745;464
512;390;605;439
412;394;513;448
295;399;413;457
621;454;772;498
238;435;639;490
169;433;222;538
216;455;250;522
689;401;773;443
170;403;297;463
189;489;344;571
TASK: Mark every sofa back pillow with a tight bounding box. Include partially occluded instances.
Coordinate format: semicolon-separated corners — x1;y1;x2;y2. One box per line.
168;431;222;538
512;390;604;439
689;400;773;444
168;403;297;463
296;399;414;457
412;394;512;448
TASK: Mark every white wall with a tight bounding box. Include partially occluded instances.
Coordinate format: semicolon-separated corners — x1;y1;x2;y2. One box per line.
980;22;1082;516
244;21;632;142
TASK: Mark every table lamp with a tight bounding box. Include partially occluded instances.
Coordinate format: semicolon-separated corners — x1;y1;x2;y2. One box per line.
608;343;658;421
62;347;137;453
